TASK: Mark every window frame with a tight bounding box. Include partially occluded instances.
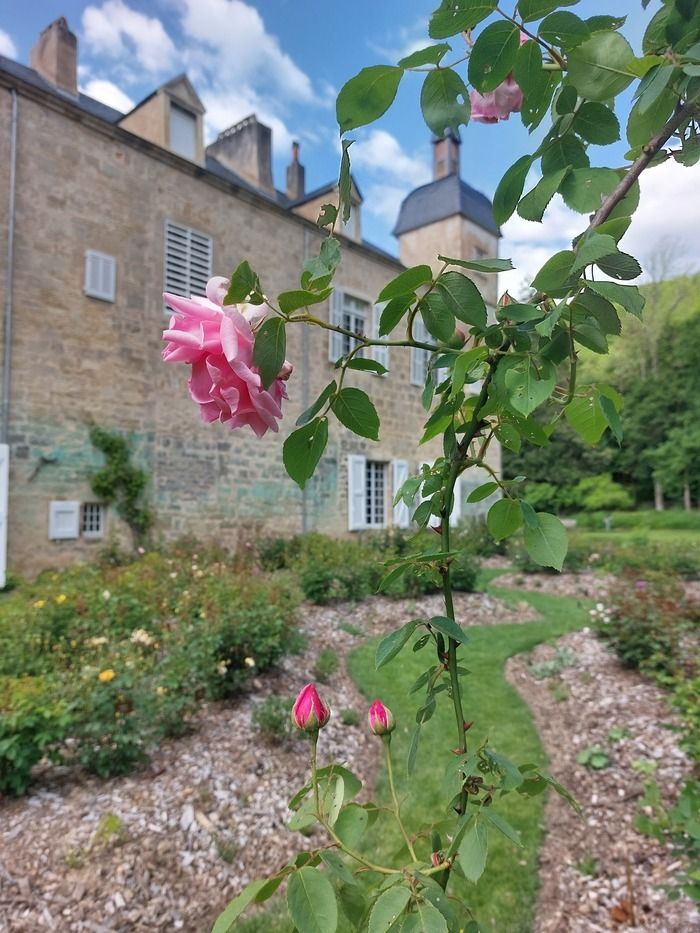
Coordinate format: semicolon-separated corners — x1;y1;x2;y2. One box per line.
81;502;106;540
169;102;198;161
365;460;387;528
164;220;213;312
84;250;117;302
329;289;370;361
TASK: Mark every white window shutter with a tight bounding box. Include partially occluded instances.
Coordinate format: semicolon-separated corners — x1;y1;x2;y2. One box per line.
49;501;80;540
164;221;212;307
347;454;366;531
329;290;344;362
0;444;8;589
372;305;389;371
84;251;116;301
392;459;410;528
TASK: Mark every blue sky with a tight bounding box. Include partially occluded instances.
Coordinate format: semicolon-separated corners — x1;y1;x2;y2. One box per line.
1;1;697;287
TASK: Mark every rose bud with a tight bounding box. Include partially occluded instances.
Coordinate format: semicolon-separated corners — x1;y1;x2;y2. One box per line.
292;683;331;732
368;699;396;736
278;360;294;381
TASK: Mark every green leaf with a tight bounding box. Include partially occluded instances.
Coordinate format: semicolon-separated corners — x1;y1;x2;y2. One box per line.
467;481;499;502
368;885;412;933
458;816;488;883
407;724;422;774
523;512;568;571
429;0;497;38
514;40;549;123
437;272;487;327
571;233;619;273
539;11;590;50
319;851;358;887
493;155;533;225
574;320;608;354
379;295;414;336
332;388;380;440
317;203;338;229
564;394;607;444
586;280;644;318
283;418;329;489
336;66;403;133
541;134;589;173
378;265;433;302
519;499;539;530
495;423;521;452
278;288;333;314
335;804;369;848
429;615;468;644
500;357;556;416
338;140;353;224
297;381;336;428
403;902;449;932
517;167;570;223
560;167;619;213
487;498;523;541
346;357;388;375
212;879;269;932
483;809;523;846
572;101;620;144
627;85;677;148
598;391;623;443
451;346;488;397
399;44;451;68
555;84;579;114
225;260;261;304
420;291;456;343
468;21;520;92
376;620;420;669
635;63;676;113
287;867;338;933
531;250;576;293
518;0;580;22
596;252;641;281
253;317;286;389
572;289;621;334
566;32;636;100
498;303;544;323
438;255;514;273
421;69;471;136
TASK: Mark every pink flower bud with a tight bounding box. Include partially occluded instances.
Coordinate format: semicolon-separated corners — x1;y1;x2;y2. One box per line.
278;360;294;381
368;699;396;736
292;683;331;732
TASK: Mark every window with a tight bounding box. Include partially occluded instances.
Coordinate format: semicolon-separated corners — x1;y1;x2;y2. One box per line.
329;290;368;361
347;455;388;529
81;503;105;539
170;103;197;160
49;501;80;540
84;250;116;302
474;245;489;260
365;461;386;527
164;221;212;308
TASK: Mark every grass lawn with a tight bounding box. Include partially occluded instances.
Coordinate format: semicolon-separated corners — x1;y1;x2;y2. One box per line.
573;528;700;547
238;582;591;933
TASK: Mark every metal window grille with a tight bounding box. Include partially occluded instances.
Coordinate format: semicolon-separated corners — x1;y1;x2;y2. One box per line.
81;502;105;538
164;221;212;310
365;461;386;527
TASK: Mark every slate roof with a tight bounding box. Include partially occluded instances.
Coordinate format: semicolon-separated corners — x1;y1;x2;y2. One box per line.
392;173;500;238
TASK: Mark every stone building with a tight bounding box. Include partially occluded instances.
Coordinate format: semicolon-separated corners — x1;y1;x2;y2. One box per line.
0;17;500;578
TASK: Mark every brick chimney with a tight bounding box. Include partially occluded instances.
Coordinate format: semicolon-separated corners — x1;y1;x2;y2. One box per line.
30;17;78;96
206;114;274;194
433;131;460;180
286;141;305;201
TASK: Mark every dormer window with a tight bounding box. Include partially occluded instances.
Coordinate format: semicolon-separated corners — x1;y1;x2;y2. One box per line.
170;103;197;160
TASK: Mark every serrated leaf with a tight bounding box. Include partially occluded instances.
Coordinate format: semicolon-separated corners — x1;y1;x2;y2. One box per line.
212;879;269;932
517;167;569;223
598;392;623;443
523;512;568;571
483;809;523;846
336;66;403;133
297;382;337;427
399;44;451;68
368;884;411;933
587;280;644;317
379;295;414;336
596;252;641;281
487;498;522;541
468;21;520;93
467;481;500;503
572;101;620;144
225;260;261;304
278;288;333;314
283;418;329;489
253;317;286;389
420;291;456;343
319;851;358;887
429;615;468;644
539;11;590;50
378;265;433;302
438;255;514;273
332;388;380;440
571;233;619;273
437;271;487;327
560;167;620;213
287;867;338;933
531;250;576;293
518;0;580;22
566;32;635;100
421;69;471;136
498;303;544;323
338;139;353;224
335;804;369;848
458;817;488;883
429;0;497;39
500;358;556;416
376;620;420;669
493;155;533;225
564;395;607;444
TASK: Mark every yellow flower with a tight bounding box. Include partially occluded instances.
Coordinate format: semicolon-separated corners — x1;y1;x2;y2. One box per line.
33;599;46;609
156;686;167;696
51;574;59;582
55;594;67;604
244;657;256;668
98;669;116;683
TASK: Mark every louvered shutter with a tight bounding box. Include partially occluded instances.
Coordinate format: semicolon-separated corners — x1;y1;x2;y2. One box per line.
372;305;389;371
392;459;410;528
48;501;80;540
329;289;344;362
347;454;366;531
0;444;7;589
164;221;212;308
84;251;116;301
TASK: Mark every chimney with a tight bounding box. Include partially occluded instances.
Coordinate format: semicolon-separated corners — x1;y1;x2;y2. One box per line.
29;17;78;96
433;131;460;180
286;141;305;201
206;114;274;194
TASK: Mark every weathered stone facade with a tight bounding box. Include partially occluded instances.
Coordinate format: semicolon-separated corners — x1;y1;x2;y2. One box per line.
0;19;501;577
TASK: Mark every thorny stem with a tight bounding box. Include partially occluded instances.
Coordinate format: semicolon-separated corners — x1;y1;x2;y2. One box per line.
496;6;566;68
384;737;419;862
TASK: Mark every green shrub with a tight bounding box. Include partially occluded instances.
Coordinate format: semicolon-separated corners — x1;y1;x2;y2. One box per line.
340;708;360;726
450;552;479;592
251;695;294;742
313;649;339;683
572;473;634;512
574;509;700;531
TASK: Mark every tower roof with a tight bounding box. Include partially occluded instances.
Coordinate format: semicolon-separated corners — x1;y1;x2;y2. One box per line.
392;173;500;238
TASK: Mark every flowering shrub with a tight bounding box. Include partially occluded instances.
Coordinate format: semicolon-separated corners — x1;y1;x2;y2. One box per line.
0;546;300;794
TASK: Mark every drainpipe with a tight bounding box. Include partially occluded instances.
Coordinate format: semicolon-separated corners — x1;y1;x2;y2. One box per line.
300;228;312;533
0;89;18;588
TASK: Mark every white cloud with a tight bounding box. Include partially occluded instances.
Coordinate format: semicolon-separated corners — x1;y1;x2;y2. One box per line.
83;78;135;113
498;157;700;293
201;88;293;156
350;130;431;225
0;28;17;59
178;0;313;103
82;0;176;74
369;18;432;63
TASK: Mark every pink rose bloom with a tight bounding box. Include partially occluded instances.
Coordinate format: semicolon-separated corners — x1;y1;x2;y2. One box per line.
470;76;523;123
367;698;396;736
162;276;292;438
292;683;331;732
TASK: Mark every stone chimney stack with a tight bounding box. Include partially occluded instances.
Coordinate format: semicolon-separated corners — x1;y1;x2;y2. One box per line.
433;131;460;180
206;114;275;194
286;141;305;201
30;17;78;96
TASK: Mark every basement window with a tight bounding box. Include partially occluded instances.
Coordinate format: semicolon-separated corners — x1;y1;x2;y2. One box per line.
81;502;106;539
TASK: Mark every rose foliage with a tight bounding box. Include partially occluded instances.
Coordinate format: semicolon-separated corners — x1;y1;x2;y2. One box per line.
163;2;700;930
